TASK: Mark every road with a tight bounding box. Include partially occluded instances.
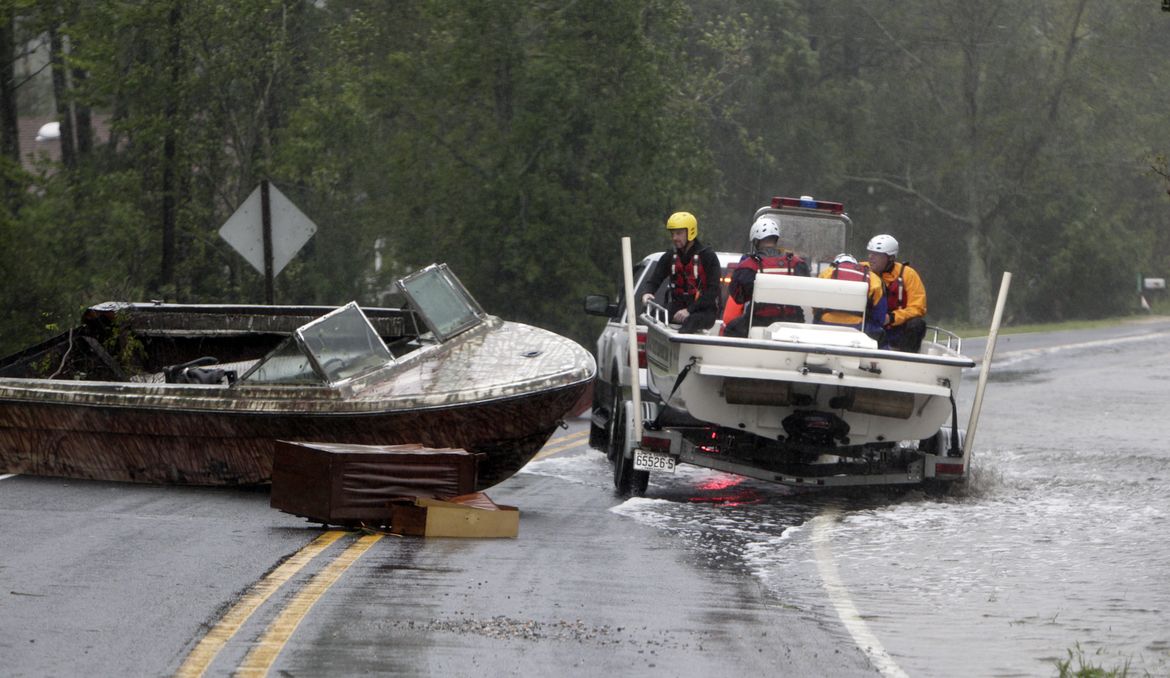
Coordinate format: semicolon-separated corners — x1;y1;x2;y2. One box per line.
0;429;875;677
4;317;1170;677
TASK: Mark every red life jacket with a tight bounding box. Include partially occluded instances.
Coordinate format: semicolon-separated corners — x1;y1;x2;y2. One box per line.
883;262;909;311
669;249;710;308
749;251;805;321
831;260;867;283
750;251;804;276
820;260;869;326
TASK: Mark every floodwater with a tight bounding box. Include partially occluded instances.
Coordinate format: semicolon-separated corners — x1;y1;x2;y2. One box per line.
527;322;1170;677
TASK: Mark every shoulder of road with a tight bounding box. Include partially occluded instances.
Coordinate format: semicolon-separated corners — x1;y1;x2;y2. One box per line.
951;313;1170;340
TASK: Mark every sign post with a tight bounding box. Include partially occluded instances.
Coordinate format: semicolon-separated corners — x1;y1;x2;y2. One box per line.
219;180;317;304
261;180;274;303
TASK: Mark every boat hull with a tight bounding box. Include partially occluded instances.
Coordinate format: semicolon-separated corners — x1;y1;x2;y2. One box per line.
645;322;973;448
0;381;586;488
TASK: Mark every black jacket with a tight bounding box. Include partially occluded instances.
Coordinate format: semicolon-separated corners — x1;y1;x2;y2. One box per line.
637;239;722;315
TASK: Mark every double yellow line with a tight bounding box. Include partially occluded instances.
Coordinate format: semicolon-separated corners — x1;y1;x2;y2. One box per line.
235;534;383;677
533;429;589;460
174;429;588;677
174;531;333;676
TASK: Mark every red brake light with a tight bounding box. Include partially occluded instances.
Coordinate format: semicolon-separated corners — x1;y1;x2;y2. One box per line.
640;435;670;451
770;196;845;214
636;331;647;368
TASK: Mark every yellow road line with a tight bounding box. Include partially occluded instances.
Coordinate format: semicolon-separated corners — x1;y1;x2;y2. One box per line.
174;530;345;678
533;429;589;460
235;533;383;678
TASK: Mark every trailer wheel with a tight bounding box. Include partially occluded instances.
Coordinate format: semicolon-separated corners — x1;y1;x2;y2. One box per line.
611;400;649;497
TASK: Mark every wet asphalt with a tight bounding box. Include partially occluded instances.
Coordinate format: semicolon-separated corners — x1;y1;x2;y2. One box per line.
0;429;876;678
6;316;1170;677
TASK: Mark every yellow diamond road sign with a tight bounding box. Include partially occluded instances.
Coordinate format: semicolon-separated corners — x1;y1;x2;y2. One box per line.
219;183;317;276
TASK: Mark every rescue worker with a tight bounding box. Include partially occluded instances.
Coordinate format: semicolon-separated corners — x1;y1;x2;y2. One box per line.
866;234;927;352
723;215;809;338
637;211;721;334
816;253;888;342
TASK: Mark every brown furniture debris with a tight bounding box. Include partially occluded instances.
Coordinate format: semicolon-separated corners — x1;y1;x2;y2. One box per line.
270;441;480;526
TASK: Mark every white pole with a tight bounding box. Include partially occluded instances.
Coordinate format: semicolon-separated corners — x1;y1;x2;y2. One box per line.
962;271;1012;465
621;237;643;453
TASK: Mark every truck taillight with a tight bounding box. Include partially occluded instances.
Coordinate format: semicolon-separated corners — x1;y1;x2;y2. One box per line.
636;331;647;368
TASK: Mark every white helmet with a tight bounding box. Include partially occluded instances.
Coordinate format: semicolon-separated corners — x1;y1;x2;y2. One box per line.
832;253;858;266
866;234;899;256
750;216;781;243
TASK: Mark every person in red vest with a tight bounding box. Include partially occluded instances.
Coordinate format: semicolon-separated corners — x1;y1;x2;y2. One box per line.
637;211;721;334
866;234;927;352
723;216;809;338
815;253;888;342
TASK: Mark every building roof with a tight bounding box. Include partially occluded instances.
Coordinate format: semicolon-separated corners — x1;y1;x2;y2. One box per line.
16;114;112;171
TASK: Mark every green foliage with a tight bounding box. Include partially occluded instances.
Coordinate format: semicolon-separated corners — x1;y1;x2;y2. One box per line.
2;0;1170;353
273;0;716;347
1054;643;1135;678
102;311;146;373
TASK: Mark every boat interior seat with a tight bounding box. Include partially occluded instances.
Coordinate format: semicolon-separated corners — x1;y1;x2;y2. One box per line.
752;273;869;313
130;358;259;385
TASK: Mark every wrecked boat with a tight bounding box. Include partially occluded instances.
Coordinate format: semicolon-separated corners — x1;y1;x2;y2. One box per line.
0;264;596;488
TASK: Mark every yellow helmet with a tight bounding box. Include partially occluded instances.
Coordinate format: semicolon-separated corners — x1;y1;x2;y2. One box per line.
666;211;698;241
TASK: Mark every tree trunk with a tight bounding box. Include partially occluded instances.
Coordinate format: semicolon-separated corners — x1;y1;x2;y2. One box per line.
48;26;76;170
964;226;991;325
0;10;18;164
159;2;182;293
72;60;92;156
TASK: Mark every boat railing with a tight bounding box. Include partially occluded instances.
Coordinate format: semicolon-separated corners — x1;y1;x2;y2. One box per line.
926;325;963;354
644;300;672;327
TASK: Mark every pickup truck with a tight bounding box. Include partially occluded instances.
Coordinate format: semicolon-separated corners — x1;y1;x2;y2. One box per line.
583;249;743;493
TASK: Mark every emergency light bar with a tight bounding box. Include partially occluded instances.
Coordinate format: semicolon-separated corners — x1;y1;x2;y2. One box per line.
771;195;845;214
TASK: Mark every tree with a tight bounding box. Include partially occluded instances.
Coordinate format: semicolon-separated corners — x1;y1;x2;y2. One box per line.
816;0;1168;323
275;0;715;344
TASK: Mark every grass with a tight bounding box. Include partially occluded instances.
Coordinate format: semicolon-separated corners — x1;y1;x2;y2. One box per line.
1054;644;1142;678
942;311;1169;340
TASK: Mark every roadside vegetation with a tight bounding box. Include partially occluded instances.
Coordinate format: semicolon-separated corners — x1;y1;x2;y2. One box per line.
3;1;1170;356
946;312;1169;340
1054;643;1145;678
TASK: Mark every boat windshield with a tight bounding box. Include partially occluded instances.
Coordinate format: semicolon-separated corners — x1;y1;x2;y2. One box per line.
235;264;482;386
296;302;394;383
239;302;393;385
776;215;847;272
396;264;485;342
238;336;318;384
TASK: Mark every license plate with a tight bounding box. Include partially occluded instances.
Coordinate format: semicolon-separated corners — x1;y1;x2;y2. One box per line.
633;449;676;473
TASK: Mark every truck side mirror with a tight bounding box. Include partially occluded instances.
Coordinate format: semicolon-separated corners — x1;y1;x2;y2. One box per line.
583;294;619;318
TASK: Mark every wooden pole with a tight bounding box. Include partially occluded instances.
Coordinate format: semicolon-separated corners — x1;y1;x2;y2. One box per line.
261;179;274;304
622;237;643;451
962;271;1012;466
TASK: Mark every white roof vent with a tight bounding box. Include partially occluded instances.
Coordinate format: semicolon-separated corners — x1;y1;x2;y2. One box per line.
35;121;60;142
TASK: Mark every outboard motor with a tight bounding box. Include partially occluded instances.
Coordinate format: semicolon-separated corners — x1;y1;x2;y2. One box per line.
782;410;850;446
